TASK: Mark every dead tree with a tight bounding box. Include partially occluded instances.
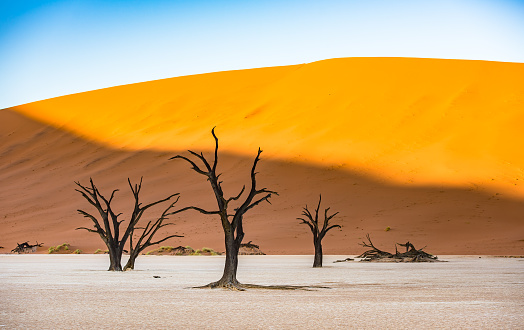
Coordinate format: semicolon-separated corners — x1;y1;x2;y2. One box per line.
357;234;439;262
75;178;183;271
395;241;438;262
169;128;277;290
11;241;43;253
298;195;340;267
357;234;393;260
123;180;184;270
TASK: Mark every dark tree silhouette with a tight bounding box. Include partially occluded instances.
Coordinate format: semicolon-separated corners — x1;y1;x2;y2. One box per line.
75;178;182;271
169;128;277;290
298;195;340;267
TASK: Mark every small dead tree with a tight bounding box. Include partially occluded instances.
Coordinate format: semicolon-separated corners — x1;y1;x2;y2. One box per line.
75;178;183;271
169;128;277;290
298;195;340;267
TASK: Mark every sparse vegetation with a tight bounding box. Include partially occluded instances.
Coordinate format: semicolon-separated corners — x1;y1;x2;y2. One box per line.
48;243;70;254
146;246;182;255
158;246;175;253
145;245;221;256
239;241;265;255
201;247;220;255
73;249;82;254
385;226;391;232
94;249;108;254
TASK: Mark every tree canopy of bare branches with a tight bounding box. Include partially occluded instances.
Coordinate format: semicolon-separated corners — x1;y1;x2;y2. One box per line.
298;195;341;267
169;128;277;290
75;177;183;271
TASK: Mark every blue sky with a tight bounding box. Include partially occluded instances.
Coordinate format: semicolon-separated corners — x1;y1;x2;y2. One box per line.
1;0;523;109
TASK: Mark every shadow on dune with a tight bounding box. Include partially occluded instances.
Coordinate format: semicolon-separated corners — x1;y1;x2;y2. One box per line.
1;109;523;255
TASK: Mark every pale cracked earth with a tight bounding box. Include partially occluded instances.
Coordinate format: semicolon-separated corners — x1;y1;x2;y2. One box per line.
0;255;523;329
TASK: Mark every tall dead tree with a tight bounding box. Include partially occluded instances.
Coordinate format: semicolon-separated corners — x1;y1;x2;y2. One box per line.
75;178;183;271
298;195;340;267
169;128;277;290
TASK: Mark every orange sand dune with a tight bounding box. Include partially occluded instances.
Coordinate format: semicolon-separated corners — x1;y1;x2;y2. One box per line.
1;110;523;255
13;57;524;198
2;57;524;255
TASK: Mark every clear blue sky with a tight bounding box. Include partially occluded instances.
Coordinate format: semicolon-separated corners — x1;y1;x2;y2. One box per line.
1;0;523;109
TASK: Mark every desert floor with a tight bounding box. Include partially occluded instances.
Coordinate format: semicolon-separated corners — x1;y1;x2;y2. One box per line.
1;255;523;329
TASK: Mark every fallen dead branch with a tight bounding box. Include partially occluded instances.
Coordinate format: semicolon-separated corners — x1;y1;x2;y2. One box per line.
193;282;329;291
357;234;440;262
11;241;43;254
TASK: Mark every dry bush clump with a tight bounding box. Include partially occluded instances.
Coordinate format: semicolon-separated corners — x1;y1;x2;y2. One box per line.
146;246;222;256
239;241;266;255
48;243;71;254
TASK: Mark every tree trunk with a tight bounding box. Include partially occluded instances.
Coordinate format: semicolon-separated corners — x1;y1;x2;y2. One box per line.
123;252;139;271
108;247;123;271
216;234;240;286
313;240;323;268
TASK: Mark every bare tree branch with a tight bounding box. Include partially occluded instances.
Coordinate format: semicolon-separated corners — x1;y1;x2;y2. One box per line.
226;185;245;206
244;193;273;213
75;226;99;233
167;206;221;216
169;155;207;175
148;234;184;247
141;192;180;212
297;217;315;233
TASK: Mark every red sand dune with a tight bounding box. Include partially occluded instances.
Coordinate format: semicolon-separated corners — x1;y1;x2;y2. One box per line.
1;57;524;255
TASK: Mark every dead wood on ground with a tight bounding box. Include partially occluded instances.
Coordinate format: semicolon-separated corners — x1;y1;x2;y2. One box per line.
11;241;43;254
193;282;329;291
357;234;440;262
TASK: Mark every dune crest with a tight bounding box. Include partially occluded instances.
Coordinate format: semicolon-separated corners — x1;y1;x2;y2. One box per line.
12;57;524;197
